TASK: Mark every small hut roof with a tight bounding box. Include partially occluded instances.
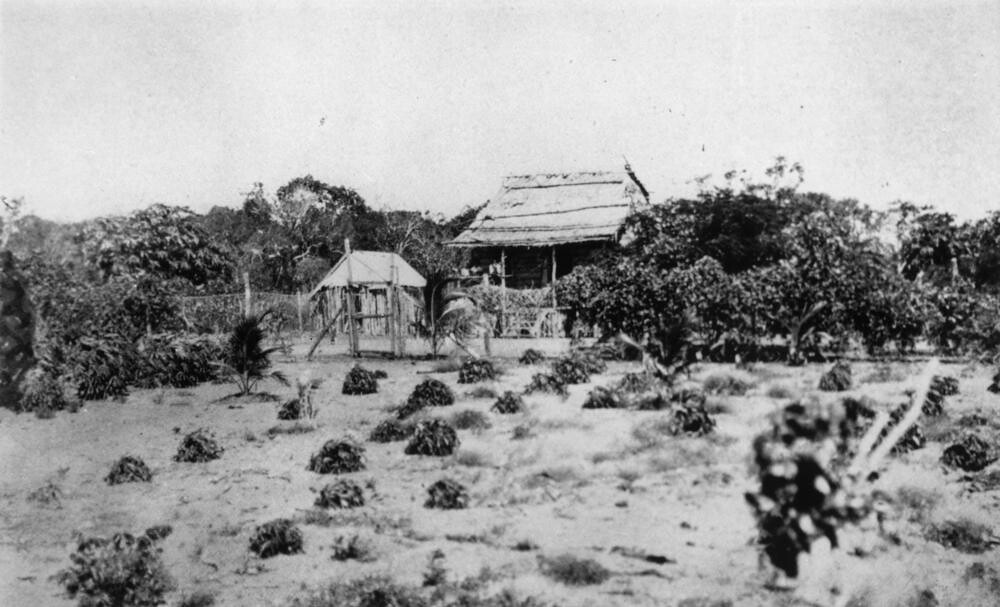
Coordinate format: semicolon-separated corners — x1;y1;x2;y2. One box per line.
309;251;426;297
448;170;649;248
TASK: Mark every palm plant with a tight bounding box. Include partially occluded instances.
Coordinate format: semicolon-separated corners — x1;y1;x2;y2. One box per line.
218;311;288;395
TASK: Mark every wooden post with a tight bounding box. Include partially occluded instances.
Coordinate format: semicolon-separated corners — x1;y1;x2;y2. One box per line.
389;254;398;357
550;247;557;336
394;265;404;356
243;271;252;318
344;239;360;356
296;290;304;333
500;249;507;336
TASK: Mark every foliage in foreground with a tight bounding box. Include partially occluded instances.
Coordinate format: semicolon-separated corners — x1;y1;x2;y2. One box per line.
0;251;35;409
174;429;224;463
105;456;152;485
458;359;496;384
405;420;460;456
308;439;366;474
316;480;365;509
745;400;872;578
491;391;525;414
369;418;416;442
425;478;470;510
56;530;174;607
342;365;379;395
249;518;304;558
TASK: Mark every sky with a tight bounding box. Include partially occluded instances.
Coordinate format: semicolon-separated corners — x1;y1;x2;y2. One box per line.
1;0;998;222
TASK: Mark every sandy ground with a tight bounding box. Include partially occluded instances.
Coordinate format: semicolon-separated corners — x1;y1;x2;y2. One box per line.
1;338;998;606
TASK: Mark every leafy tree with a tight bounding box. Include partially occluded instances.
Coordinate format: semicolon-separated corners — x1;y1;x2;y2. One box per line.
218;311;288;395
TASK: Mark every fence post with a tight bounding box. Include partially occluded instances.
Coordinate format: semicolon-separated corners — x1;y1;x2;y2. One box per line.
296;290;304;333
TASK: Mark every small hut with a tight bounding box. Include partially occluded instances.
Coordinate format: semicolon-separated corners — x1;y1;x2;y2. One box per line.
308;244;426;357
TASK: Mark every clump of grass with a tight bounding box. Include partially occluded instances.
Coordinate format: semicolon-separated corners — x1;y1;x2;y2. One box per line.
941;434;997;472
519;349;545;365
924;518;999;554
818;361;852;392
894;486;941;523
308;438;366;474
342;365;379;395
249;518;303;558
458;359;497;383
331;534;376;561
27;480;63;506
538;554;611;586
860;363;905;384
454;448;492;468
277;398;303;420
373;369;388;379
266;422;316;437
425;478;470;509
523;373;568;397
422;549;447;587
406;420;460;456
287;575;425;607
105;456;152;485
56;531;174;607
174;428;224;463
765;383;796;399
369;418;416;442
177;590;216;607
582;385;625;409
957;412;991;428
511;424;534;440
315;479;365;509
670;401;717;436
465;386;498;399
491;391;524;414
449;409;492;432
702;371;755;396
512;539;539;551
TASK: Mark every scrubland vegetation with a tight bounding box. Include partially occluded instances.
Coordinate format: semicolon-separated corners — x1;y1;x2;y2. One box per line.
2;163;1000;605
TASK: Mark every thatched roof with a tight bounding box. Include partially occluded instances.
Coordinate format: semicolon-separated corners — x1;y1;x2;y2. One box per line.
448;170;649;248
310;251;426;297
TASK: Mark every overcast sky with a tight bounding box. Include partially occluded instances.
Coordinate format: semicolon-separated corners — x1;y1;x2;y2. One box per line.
1;0;998;222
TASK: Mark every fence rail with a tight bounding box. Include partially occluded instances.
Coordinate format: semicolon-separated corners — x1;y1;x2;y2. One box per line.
180;291;321;335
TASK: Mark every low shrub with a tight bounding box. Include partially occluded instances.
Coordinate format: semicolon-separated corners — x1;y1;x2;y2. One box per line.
249;518;304;558
405;420;460;456
582;386;625;409
450;409;492;432
702;371;755;396
957;412;991;427
18;368;75;415
331;534;376;562
277;398;302;420
369;418;415;442
925;518;999;554
286;575;427;607
885;403;927;454
308;439;366;474
342;365;378;395
550;357;590;385
941;434;997;472
266;422;316;437
458;359;496;384
373;369;388;379
669;402;716;436
56;531;174;607
567;350;608;374
105;456;152;485
519;349;545;365
523;373;567;397
491;391;524;414
71;337;135;401
27;480;62;506
408;378;455;407
132;335;222;389
616;372;654;394
425;478;470;509
177;590;216;607
174;429;223;463
818;361;852;392
539;554;611;586
315;480;365;509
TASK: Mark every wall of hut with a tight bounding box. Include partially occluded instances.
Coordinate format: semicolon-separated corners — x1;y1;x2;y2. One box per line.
315;286;425;337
